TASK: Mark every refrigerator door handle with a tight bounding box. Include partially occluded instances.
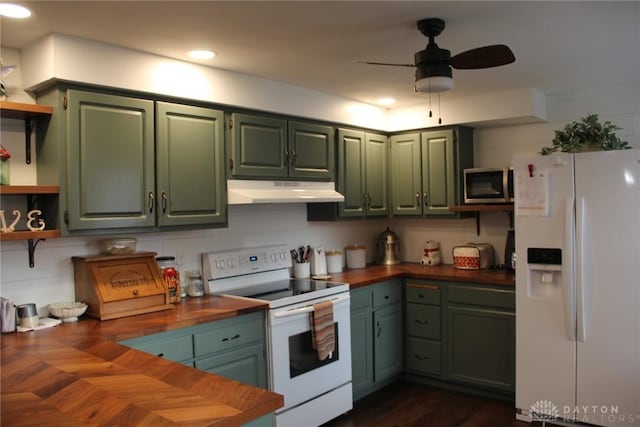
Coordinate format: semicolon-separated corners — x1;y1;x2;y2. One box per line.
576;196;588;342
563;196;577;341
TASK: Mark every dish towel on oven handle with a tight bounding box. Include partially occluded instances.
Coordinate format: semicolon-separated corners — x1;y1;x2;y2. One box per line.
310;300;335;360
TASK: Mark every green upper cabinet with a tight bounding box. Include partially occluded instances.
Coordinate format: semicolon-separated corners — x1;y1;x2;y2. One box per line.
156;102;226;227
390;126;473;217
229;113;334;180
336;128;389;218
37;87;227;234
66;90;156;230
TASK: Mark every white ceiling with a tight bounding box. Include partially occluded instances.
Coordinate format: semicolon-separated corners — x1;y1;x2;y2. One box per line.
2;1;639;108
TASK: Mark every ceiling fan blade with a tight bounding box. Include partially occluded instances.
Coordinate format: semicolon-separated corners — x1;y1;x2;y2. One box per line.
358;61;415;68
449;45;515;69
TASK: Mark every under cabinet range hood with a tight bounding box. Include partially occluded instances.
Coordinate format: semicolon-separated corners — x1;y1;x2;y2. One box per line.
227;179;345;204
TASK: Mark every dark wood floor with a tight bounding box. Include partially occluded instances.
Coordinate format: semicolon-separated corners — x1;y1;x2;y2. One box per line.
322;381;542;427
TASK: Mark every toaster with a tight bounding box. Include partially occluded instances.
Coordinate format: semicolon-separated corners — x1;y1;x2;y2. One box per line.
453;243;495;270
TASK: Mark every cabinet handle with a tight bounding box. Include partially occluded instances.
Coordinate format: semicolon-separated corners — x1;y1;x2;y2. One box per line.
414;355;430;361
132;289;139;297
415;192;421;207
222;334;240;342
415;319;430;325
384;295;389;300
161;192;168;213
423;192;429;207
366;192;372;208
376;321;381;338
289;149;296;166
157;352;165;358
148;191;154;214
362;193;368;209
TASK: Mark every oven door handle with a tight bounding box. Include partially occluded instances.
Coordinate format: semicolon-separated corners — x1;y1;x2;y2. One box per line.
271;294;350;318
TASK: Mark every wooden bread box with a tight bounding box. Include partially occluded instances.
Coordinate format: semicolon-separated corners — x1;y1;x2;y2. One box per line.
72;252;172;320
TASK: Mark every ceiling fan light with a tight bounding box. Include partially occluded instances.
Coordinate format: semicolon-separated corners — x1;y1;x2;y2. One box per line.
415;76;453;93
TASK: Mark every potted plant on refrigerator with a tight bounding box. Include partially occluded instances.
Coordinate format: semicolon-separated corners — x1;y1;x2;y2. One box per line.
540;113;630;155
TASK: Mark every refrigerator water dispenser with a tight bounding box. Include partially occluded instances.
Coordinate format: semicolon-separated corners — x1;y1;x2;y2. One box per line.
526;248;562;297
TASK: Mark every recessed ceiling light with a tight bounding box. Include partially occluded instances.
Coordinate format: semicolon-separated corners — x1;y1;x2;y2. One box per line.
377;98;396;106
0;3;31;18
187;50;216;60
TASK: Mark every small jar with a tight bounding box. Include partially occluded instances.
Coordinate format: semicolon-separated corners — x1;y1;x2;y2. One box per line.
187;271;204;297
157;256;181;304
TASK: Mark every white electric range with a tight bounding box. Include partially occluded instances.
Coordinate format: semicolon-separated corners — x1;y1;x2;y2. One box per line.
202;244;352;427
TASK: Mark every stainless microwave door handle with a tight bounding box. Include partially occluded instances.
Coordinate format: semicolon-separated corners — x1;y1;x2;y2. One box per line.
271;293;350;318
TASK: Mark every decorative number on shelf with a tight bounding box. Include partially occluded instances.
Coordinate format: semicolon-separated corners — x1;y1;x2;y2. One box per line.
0;209;21;233
26;209;45;231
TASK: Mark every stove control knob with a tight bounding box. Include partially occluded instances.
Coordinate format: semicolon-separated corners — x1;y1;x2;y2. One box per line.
270;253;278;262
216;259;226;270
227;258;236;268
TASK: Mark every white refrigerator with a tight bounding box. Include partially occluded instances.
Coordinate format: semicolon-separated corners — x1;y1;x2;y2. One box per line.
514;149;640;426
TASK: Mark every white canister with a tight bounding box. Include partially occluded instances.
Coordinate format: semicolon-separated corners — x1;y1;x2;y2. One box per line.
345;245;366;269
326;250;343;273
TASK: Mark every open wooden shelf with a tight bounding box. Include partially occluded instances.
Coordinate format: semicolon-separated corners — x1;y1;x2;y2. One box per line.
0;229;60;241
0;185;59;195
449;204;514;212
449;204;514;235
0;100;53;119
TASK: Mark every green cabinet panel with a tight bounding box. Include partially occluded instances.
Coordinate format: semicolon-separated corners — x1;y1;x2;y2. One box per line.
406;337;442;376
288;121;334;179
230;113;287;178
364;133;389;216
67;90;156;230
242;413;274;427
37;87;228;234
121;312;267;389
156;102;226;227
373;302;403;382
229;113;334;180
406;303;440;339
390;132;421;216
350;288;373;400
337;128;366;217
336;128;389;218
350;280;402;401
390;127;473;217
195;343;267;388
447;306;515;392
120;330;194;364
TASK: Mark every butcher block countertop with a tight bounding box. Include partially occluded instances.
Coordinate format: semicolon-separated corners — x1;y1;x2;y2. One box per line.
0;263;513;426
329;263;515;289
1;296;283;427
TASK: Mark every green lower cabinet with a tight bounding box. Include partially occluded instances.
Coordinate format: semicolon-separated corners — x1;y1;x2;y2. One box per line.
404;280;515;397
120;312;267;390
350;280;403;401
241;413;274;427
447;306;515;393
195;342;267;388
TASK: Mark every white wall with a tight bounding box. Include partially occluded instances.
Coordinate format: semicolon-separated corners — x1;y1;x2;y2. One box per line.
1;40;639;314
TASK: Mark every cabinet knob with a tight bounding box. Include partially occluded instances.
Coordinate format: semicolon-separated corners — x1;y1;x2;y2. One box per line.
132;289;139;297
148;191;154;214
415;192;421;206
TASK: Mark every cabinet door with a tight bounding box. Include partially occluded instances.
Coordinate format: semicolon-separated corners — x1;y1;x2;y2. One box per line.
230;113;287;178
67;90;155;230
337;128;365;217
350;305;373;399
390;133;421;216
156;102;226;227
288;121;334;179
364;133;389;217
421;129;456;216
195;343;267;388
373;303;403;383
447;306;515;392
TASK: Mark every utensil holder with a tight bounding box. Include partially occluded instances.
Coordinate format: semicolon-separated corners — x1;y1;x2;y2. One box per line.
293;262;310;278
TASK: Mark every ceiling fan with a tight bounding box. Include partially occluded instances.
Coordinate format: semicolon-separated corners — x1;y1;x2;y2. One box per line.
362;18;516;93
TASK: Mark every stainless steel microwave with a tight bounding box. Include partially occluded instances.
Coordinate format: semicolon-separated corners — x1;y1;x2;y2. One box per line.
463;167;514;204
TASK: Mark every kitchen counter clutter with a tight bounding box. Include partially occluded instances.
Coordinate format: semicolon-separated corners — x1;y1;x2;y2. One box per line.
0;263;514;426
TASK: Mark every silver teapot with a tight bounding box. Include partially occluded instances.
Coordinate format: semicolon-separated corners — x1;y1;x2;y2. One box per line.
375;227;401;265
